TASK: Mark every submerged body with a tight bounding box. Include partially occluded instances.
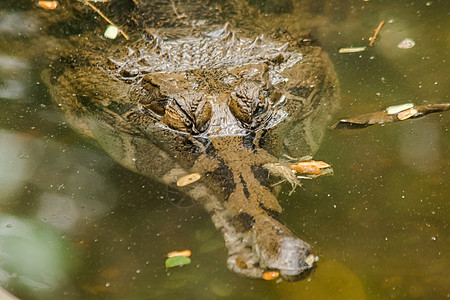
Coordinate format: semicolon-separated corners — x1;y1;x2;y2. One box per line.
45;0;338;281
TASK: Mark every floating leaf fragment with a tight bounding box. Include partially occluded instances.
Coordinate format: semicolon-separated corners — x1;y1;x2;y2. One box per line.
167;250;192;258
330;103;450;129
386;103;414;115
37;1;58;9
339;47;366;54
104;25;119;39
397;108;418;120
262;271;280;280
165;256;191;269
177;173;202;187
305;254;317;266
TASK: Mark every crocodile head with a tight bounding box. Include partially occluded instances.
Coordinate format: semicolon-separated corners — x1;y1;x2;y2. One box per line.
47;24;338;280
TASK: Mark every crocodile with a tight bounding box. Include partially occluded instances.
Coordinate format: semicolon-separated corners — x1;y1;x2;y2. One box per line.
43;0;339;281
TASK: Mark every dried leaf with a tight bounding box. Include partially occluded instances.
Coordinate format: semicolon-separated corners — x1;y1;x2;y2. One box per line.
262;271;280;280
165;256;191;268
37;1;58;9
330;111;396;129
330;103;450;129
397;108;418;120
167;250;192;258
177;173;201;187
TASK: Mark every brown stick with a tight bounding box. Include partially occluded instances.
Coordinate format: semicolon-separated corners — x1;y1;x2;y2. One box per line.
83;1;129;40
368;20;384;47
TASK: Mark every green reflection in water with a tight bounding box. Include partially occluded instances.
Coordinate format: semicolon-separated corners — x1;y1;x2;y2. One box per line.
0;215;74;298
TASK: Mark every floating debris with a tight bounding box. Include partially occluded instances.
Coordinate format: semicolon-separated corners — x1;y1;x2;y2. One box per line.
397;108;418;120
167;249;192;258
305;254;316;266
176;173;202;187
104;25;118;39
330;103;450;129
386;103;418;120
339;47;366;54
368;20;385;47
262;271;280;280
386;103;414;115
165;255;191;269
82;0;129;40
37;1;58;9
398;38;415;49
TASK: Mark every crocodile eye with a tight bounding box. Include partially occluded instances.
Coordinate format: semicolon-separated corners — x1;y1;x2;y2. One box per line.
130;77;168;117
229;82;271;130
163;93;212;134
164;99;193;132
193;99;212;133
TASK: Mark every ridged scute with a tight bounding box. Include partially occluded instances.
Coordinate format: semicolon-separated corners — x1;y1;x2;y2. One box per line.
110;24;302;89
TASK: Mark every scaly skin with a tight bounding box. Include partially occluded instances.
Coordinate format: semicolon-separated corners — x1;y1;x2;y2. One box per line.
44;0;339;281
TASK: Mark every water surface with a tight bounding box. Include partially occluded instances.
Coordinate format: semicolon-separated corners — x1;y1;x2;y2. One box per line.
0;0;449;299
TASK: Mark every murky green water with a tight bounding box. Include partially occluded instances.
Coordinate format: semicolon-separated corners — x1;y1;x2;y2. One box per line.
1;0;449;299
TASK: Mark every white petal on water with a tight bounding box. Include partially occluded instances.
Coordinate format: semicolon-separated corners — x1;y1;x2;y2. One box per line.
104;25;119;39
386;103;414;115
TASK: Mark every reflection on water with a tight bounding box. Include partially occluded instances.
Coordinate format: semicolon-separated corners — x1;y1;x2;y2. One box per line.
0;214;70;294
0;0;449;299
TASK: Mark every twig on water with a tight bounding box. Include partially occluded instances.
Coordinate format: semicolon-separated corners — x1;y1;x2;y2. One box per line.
368;20;384;47
83;0;130;40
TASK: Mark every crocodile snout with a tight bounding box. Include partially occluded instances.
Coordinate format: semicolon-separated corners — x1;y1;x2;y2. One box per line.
251;214;317;281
